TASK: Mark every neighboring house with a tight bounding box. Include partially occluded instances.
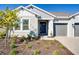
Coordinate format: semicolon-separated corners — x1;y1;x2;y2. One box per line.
10;4;79;37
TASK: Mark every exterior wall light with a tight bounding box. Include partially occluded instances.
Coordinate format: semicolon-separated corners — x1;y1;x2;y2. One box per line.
72;23;75;28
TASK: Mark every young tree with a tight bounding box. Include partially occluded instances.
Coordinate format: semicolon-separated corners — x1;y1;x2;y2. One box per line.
0;8;18;46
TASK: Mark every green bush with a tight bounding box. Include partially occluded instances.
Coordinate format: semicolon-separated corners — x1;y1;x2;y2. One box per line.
52;50;60;55
9;49;18;55
11;36;18;43
27;44;32;48
59;44;65;49
0;32;6;39
12;38;16;44
32;49;41;55
27;31;40;41
10;43;17;49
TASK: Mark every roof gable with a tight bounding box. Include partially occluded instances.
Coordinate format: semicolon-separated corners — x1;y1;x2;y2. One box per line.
13;6;40;16
13;5;79;19
26;4;56;17
69;12;79;18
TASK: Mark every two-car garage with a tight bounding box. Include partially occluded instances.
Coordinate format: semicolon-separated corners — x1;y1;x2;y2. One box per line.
54;23;79;37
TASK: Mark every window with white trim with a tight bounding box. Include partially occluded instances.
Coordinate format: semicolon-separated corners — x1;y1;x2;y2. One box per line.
15;20;20;30
23;19;29;30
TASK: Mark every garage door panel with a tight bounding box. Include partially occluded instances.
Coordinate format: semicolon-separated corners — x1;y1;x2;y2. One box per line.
74;23;79;36
54;23;67;36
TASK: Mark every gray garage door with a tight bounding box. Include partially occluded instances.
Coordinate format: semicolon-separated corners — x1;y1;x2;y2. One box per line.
74;23;79;36
54;23;67;36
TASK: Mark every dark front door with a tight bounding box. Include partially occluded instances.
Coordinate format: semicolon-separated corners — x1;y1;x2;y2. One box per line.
39;21;48;35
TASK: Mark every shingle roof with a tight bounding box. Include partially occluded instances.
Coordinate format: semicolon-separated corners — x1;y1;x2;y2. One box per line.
50;12;71;17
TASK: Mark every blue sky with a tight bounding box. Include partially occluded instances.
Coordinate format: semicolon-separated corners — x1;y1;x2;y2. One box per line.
0;4;79;14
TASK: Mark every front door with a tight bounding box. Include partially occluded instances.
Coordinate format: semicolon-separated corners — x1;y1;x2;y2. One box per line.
39;21;48;35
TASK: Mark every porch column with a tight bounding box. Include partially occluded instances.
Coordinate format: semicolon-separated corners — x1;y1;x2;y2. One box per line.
48;20;54;37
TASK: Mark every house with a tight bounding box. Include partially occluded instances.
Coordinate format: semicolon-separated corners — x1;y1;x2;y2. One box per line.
11;4;79;37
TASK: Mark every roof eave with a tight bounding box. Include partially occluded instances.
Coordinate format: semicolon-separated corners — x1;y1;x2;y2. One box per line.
12;6;40;16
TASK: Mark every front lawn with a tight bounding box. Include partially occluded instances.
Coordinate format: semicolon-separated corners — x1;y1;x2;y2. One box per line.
0;39;73;55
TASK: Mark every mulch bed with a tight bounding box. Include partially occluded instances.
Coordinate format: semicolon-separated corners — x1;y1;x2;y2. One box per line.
0;39;73;55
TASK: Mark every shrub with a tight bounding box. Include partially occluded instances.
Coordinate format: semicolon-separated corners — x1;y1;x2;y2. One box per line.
11;38;16;44
10;43;17;49
0;32;6;39
27;44;32;48
11;36;17;44
32;49;41;55
27;31;40;41
9;49;18;55
59;44;65;49
52;50;60;55
10;37;17;49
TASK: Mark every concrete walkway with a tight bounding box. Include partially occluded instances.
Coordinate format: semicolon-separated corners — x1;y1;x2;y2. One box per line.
55;37;79;55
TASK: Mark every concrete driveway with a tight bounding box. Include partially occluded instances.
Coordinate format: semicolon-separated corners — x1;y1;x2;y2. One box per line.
55;37;79;55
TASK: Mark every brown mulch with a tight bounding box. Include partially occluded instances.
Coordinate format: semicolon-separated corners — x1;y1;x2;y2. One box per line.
0;39;10;55
0;39;74;55
16;40;73;55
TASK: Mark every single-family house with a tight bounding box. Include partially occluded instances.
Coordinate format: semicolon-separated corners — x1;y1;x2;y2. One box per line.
11;4;79;37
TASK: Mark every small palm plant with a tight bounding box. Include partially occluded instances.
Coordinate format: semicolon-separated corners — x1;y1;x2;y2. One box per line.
32;49;41;55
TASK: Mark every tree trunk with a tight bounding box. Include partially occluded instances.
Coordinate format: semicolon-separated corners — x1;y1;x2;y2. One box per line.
5;27;9;47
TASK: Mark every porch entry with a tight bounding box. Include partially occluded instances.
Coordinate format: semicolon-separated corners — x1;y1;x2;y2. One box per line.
39;20;48;36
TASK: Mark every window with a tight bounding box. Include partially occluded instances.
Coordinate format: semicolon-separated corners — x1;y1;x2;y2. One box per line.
15;20;20;30
23;19;29;30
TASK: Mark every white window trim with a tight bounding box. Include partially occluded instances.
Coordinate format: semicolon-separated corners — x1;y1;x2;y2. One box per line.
21;18;29;31
13;18;30;31
13;19;22;31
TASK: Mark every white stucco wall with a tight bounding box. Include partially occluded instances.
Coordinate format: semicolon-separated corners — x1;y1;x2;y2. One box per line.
28;7;53;19
68;15;79;37
67;18;74;37
11;9;38;37
53;15;79;37
53;19;69;37
48;20;54;37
